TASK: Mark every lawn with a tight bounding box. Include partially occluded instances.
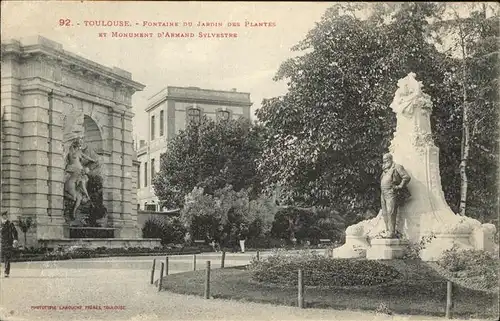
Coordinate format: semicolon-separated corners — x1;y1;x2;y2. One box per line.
159;260;499;320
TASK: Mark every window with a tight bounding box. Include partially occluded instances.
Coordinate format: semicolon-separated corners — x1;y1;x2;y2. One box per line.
144;161;148;187
137;164;140;189
151;115;155;140
160;110;164;136
151;158;155;180
146;204;157;211
187;107;201;125
217;110;230;121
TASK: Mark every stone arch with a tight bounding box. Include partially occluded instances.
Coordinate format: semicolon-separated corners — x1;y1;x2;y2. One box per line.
83;115;103;153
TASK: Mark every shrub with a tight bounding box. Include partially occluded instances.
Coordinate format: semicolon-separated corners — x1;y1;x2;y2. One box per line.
249;251;401;287
245;237;286;249
401;234;436;260
438;246;496;272
142;218;166;242
163;217;187;244
438;246;499;290
271;207;345;245
142;217;187;245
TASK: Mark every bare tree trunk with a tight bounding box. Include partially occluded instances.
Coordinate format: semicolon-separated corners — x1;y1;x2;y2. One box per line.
457;20;469;216
459;102;470;216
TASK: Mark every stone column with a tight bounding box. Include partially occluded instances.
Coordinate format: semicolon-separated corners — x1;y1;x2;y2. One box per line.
20;84;66;240
105;107;137;238
1;51;23;228
104;108;120;230
122;111;139;237
47;89;69;238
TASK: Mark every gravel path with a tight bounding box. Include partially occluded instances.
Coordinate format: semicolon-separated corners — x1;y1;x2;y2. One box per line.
0;254;455;321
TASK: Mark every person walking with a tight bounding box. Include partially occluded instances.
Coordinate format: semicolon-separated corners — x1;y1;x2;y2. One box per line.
1;211;19;277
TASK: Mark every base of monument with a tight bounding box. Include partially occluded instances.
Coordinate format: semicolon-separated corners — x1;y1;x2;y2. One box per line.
69;227;116;239
366;238;409;260
38;238;162;249
329;236;369;258
420;233;474;261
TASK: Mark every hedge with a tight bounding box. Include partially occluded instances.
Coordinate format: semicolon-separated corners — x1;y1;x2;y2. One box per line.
10;245;212;262
249;250;401;287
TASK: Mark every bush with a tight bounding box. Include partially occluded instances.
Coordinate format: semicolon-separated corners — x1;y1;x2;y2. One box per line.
163;217;187;244
438;246;499;290
270;207;345;245
401;234;436;260
245;237;286;249
438;247;496;272
142;217;187;246
249;251;401;287
142;218;166;241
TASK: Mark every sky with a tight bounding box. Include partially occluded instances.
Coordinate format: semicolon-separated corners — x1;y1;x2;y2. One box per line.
1;1;334;141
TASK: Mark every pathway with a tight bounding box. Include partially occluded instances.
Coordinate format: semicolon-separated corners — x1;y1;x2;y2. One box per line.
0;252;453;321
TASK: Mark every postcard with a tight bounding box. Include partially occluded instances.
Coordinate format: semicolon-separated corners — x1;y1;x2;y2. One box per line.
1;1;498;321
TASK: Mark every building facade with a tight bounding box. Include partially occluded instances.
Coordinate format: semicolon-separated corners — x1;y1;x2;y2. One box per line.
136;86;252;211
1;36;160;248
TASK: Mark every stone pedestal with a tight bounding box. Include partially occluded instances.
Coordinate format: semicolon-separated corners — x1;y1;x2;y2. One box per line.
366;239;409;260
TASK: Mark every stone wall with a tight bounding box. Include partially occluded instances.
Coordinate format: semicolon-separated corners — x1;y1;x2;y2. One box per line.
1;36;145;246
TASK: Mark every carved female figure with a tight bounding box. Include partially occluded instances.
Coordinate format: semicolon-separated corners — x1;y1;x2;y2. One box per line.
64;139;96;219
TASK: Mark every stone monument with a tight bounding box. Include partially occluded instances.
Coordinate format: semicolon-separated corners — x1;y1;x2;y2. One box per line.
332;72;497;261
1;36;160;248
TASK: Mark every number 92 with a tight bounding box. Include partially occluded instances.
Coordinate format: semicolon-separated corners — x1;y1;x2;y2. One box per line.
59;19;71;26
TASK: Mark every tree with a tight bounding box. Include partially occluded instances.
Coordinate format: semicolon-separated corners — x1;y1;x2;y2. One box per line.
142;217;186;245
180;187;221;242
256;3;451;219
17;216;36;246
153;116;264;209
247;193;279;238
432;3;499;217
270;206;346;244
180;185;277;247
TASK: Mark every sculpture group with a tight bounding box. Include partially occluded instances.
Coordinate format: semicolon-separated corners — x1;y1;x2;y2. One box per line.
63;138;107;227
332;72;496;261
65;139;94;218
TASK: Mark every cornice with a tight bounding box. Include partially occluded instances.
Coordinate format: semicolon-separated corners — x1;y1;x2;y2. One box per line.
145;86;252;112
2;36;145;93
146;96;253;113
20;77;125;109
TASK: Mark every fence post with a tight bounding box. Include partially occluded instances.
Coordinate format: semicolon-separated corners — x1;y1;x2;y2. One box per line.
445;281;453;319
298;269;304;308
193;254;197;271
165;256;169;276
256;251;260;261
158;262;164;292
150;259;156;285
221;251;226;268
204;261;211;299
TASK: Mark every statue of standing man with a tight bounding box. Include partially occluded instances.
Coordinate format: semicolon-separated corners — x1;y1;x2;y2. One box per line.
380;153;411;238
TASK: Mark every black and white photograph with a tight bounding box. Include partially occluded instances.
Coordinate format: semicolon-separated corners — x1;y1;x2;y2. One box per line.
0;1;499;321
